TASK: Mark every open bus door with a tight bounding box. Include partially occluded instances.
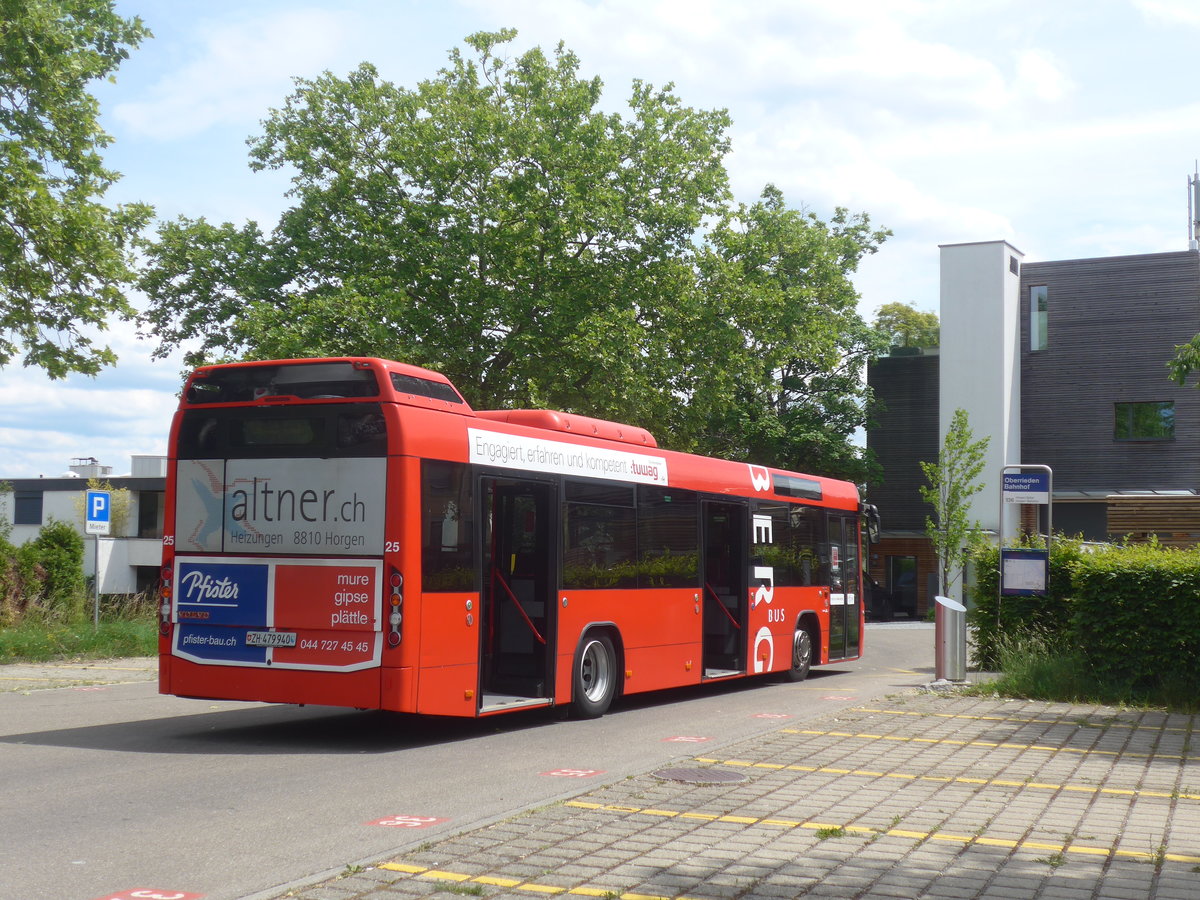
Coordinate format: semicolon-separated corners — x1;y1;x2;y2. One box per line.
702;500;747;677
827;513;862;660
479;477;557;712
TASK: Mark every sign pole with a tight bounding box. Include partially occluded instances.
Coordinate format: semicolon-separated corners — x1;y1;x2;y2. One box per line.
85;490;112;630
94;534;100;629
998;466;1053;623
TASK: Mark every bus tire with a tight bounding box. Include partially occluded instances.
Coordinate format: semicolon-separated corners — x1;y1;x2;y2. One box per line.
572;633;617;718
782;625;813;683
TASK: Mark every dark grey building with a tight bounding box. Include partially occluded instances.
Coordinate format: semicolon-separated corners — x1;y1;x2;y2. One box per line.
867;247;1200;615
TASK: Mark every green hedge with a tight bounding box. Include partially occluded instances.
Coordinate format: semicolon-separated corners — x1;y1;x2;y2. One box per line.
1071;543;1200;693
969;537;1200;700
969;536;1083;669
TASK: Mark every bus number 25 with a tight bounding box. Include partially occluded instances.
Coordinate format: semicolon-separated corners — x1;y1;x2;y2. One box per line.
385;541;400;553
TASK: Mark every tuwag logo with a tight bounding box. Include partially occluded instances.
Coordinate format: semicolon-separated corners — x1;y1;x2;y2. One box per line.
181;570;240;603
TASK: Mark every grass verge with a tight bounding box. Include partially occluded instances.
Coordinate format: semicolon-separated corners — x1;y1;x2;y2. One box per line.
0;619;156;664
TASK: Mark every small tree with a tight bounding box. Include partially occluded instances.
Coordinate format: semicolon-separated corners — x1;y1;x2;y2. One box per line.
920;408;989;598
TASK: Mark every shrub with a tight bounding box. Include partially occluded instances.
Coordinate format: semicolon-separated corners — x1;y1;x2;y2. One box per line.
969;535;1084;670
0;518;88;626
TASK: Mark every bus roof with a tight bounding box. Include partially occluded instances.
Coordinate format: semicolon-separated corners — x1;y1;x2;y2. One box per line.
178;356;858;509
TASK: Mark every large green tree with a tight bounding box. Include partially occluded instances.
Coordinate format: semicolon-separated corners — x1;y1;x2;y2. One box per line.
140;30;732;414
139;29;886;478
0;0;152;377
681;186;889;480
873;301;939;350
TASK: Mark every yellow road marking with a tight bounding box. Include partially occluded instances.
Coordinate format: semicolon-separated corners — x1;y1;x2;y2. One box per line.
853;707;1194;735
692;755;1200;802
779;728;1189;762
557;801;1200;864
379;863;702;900
380;801;1200;896
424;870;470;882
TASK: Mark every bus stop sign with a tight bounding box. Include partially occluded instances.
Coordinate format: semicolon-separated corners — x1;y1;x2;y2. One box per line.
86;490;111;535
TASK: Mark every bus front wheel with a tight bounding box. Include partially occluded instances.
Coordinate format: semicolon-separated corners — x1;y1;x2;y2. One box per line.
572;633;616;718
782;626;813;682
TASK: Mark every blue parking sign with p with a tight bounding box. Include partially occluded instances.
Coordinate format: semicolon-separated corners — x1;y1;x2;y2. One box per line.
86;490;111;535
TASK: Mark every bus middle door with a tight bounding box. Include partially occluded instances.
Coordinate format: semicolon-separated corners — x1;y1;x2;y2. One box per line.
701;500;747;678
480;477;557;710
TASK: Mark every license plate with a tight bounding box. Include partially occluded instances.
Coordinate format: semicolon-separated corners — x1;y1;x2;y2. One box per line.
246;631;297;647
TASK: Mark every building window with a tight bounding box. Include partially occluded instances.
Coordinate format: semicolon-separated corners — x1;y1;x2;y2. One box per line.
1030;285;1048;351
137;491;165;539
1114;401;1175;441
13;490;43;525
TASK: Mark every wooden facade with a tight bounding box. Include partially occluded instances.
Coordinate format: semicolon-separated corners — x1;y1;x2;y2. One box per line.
1106;495;1200;548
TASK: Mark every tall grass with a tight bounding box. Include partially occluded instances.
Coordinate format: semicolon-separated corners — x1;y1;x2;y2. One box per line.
968;628;1200;713
0;592;157;663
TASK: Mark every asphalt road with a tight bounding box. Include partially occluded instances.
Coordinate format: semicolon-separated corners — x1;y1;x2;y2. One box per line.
0;622;935;900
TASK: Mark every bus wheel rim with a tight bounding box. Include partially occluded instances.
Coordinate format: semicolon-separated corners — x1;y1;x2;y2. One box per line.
581;639;611;701
793;630;811;669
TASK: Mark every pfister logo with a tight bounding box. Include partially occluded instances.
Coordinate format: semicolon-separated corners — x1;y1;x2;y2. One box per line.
176;561;269;627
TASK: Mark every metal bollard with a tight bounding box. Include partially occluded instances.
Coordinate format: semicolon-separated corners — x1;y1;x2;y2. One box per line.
934;595;967;682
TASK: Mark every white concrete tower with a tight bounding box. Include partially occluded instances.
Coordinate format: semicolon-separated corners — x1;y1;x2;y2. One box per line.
938;240;1024;543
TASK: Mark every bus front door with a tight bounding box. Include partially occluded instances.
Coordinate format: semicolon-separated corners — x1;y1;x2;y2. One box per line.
480;477;557;711
702;501;747;678
827;513;862;660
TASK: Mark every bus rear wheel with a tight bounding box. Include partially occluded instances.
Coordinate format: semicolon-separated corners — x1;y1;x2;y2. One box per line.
572;633;616;718
782;626;813;682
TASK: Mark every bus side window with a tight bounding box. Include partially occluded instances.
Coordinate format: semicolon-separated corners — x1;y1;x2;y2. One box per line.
421;461;475;592
637;487;698;588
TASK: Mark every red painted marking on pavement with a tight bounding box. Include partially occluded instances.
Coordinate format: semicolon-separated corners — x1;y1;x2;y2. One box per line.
367;815;449;829
94;890;204;900
664;736;712;743
541;768;604;778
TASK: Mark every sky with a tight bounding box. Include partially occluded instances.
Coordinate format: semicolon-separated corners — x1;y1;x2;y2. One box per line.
4;0;1200;478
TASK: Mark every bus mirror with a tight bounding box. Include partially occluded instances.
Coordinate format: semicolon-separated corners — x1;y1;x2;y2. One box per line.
863;504;881;544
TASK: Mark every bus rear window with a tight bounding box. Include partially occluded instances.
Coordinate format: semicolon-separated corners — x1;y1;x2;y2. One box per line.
235;418;322;448
178;404;387;458
186;362;379;404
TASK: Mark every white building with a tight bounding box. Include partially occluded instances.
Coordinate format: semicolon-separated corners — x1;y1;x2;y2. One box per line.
1;456;166;594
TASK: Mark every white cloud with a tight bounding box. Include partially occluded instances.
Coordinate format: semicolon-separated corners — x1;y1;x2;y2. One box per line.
1013;49;1073;103
1133;0;1200;27
114;8;356;140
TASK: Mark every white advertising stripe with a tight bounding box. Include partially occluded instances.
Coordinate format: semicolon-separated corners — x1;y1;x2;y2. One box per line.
174;457;386;555
468;427;668;485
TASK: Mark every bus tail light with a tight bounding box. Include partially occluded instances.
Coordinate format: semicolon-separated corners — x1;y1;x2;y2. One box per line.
159;564;173;635
388;568;403;647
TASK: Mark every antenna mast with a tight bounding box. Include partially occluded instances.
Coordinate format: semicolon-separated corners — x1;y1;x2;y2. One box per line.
1190;163;1200;251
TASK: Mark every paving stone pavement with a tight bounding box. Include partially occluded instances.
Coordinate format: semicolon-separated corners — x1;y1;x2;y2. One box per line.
277;692;1200;900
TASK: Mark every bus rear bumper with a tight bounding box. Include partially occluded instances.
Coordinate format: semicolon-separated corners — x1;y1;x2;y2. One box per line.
162;657;383;710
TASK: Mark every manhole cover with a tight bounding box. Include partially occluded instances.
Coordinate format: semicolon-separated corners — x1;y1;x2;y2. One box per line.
652;767;748;784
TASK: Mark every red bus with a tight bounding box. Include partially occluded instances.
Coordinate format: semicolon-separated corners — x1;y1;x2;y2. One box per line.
158;357;874;718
